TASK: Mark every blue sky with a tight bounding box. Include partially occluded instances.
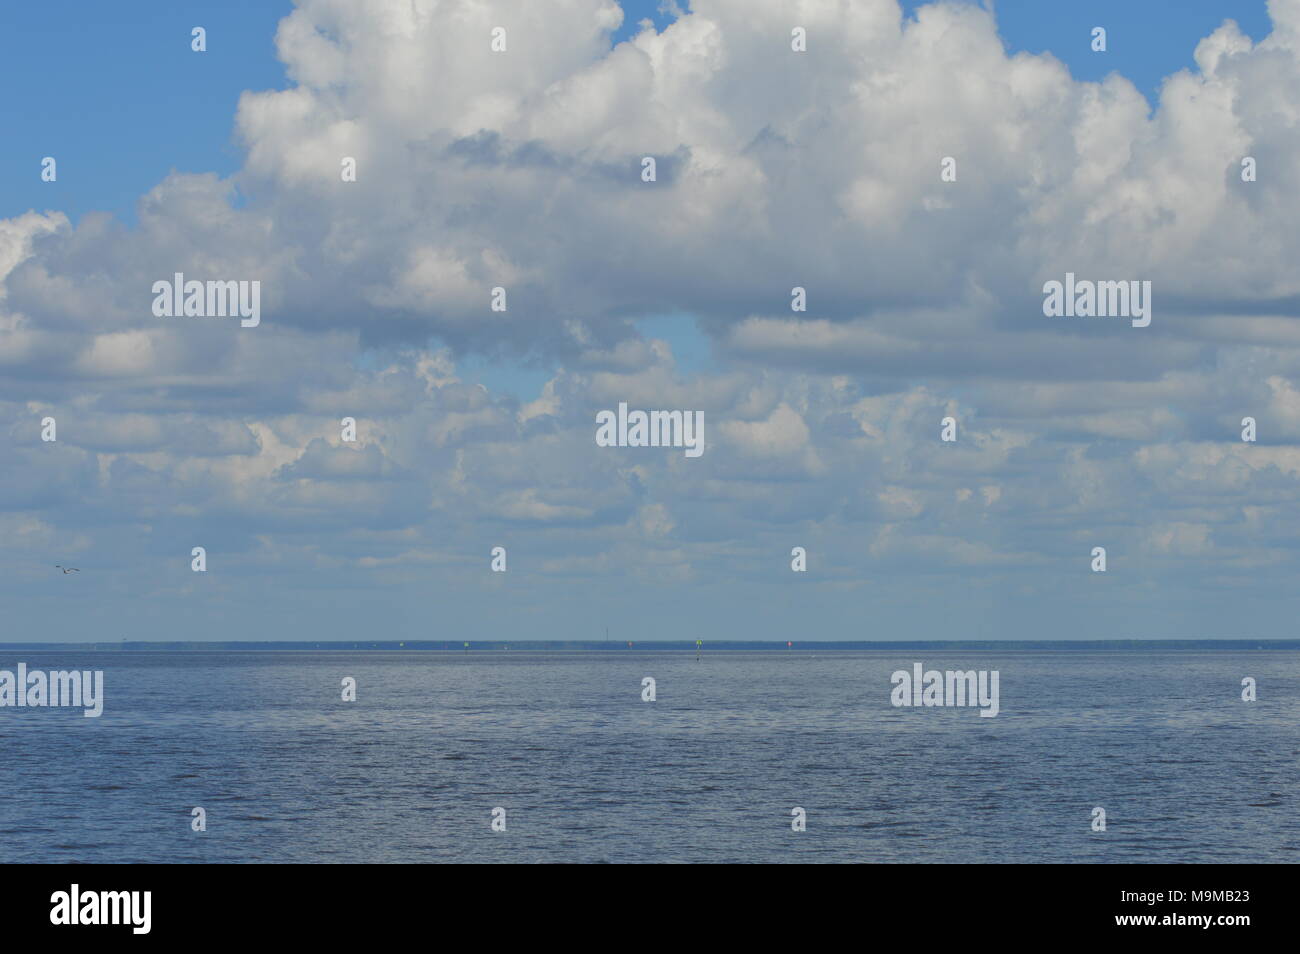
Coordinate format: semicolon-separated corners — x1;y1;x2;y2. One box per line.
0;1;1269;225
3;0;1298;642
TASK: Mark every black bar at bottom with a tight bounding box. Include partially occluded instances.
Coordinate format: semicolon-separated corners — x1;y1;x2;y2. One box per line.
1;863;1281;940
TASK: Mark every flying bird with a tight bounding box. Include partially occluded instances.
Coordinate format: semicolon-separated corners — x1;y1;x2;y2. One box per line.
54;565;79;573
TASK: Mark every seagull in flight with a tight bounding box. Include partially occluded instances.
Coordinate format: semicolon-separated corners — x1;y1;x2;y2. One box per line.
54;565;80;574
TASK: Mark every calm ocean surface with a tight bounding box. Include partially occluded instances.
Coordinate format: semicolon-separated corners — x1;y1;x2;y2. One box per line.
2;650;1297;863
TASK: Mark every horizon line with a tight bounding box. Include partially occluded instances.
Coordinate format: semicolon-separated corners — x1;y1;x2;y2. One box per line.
2;638;1298;651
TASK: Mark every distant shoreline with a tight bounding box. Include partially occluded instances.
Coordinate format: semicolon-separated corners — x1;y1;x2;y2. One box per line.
1;639;1298;652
